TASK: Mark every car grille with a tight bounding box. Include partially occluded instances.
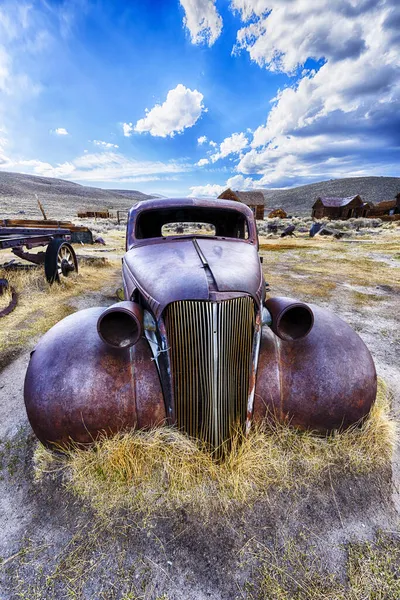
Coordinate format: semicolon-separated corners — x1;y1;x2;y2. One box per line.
165;297;255;453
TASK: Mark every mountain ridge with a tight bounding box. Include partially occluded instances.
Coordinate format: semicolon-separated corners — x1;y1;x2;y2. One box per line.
255;176;400;215
0;171;399;219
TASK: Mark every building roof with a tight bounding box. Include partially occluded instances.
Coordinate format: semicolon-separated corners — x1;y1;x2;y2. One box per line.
374;200;396;209
235;190;265;205
315;195;361;208
218;188;264;205
369;199;396;214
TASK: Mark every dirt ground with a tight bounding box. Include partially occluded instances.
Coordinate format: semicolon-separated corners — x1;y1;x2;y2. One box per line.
0;223;399;599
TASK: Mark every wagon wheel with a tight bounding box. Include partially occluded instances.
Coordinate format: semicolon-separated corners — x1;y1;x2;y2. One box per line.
45;239;78;284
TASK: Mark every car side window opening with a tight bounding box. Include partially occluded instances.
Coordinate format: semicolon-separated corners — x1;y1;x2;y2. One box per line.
134;207;249;240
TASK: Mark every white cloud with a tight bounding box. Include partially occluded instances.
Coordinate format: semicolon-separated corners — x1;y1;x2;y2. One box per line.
237;133;392;187
209;132;248;162
134;84;206;138
228;0;400;187
180;0;222;46
226;174;256;190
92;139;119;149
0;149;190;183
122;122;133;137
189;173;260;199
209;140;217;148
189;183;224;197
54;127;68;135
232;0;370;74
189;173;258;197
197;135;207;144
196;158;209;166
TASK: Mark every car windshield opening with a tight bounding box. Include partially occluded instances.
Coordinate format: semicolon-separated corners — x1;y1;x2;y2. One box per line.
135;207;249;240
161;222;216;236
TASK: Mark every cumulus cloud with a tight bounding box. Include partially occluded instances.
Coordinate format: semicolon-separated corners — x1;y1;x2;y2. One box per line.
189;183;225;197
232;0;369;73
197;133;249;166
207;132;248;163
189;173;258;197
225;174;257;190
197;135;207;144
228;0;400;187
134;84;206;138
92;139;119;149
180;0;223;46
54;127;68;135
122;122;133;137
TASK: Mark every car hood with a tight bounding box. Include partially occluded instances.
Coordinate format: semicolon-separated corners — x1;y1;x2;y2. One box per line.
123;237;263;319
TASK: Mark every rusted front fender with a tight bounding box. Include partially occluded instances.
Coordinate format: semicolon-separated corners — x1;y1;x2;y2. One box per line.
24;307;165;447
253;304;377;431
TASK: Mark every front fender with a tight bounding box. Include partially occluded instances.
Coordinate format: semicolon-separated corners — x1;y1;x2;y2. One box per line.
253;304;377;431
24;307;165;446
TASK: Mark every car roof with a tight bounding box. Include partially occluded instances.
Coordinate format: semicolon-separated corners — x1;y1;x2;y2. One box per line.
128;197;255;220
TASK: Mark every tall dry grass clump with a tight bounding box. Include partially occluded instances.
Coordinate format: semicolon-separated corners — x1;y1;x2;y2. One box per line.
0;261;118;359
34;380;396;521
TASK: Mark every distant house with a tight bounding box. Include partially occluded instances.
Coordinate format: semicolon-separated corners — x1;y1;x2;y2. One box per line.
312;195;370;220
368;200;396;217
368;193;400;218
218;188;265;219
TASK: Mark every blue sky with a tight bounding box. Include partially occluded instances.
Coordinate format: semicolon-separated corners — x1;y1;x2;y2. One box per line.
0;0;399;196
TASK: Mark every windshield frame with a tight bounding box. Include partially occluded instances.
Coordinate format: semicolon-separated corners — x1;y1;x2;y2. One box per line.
126;198;258;250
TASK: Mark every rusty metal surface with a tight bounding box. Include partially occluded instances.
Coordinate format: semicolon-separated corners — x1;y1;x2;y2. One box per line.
196;238;262;301
11;247;46;265
123;237;263;319
23;195;378;447
264;296;314;341
24;307;164;446
97;301;143;348
254;303;377;432
0;231;71;250
0;219;93;244
165;298;255;450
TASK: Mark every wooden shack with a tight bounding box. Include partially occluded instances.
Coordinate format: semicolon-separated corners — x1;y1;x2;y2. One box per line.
312;195;369;220
368;194;400;218
218;189;265;219
77;210;110;219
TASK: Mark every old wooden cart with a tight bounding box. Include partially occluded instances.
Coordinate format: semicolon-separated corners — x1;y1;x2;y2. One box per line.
0;226;78;284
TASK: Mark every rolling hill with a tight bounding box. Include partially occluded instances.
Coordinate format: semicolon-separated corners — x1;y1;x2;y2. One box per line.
258;176;400;216
0;171;399;219
0;171;155;220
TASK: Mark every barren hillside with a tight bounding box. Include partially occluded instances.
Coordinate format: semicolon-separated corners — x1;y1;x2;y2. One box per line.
0;171;154;220
1;171;400;220
259;176;400;215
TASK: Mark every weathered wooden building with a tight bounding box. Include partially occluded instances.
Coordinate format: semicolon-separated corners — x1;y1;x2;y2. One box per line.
218;189;265;219
312;195;370;220
368;194;400;218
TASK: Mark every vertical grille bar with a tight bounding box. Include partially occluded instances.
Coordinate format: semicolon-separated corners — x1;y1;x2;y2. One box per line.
165;297;255;452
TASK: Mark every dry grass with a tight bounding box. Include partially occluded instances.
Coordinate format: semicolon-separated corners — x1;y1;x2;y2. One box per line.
259;227;400;304
34;380;396;521
0;261;119;361
246;531;400;600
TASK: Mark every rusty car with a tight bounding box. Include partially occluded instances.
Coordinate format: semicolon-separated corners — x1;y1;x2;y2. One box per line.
24;197;377;452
